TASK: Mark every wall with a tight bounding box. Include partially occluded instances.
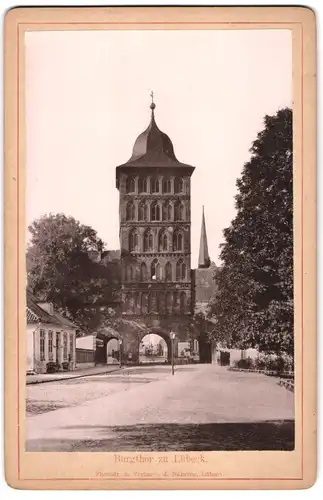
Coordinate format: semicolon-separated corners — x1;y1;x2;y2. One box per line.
193;265;217;304
213;346;259;366
76;334;95;351
27;325;35;373
76;348;95;364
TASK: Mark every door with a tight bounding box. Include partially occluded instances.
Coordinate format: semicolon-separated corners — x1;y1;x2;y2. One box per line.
220;351;230;366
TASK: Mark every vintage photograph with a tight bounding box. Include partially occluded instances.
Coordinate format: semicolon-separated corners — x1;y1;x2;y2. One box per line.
25;28;294;453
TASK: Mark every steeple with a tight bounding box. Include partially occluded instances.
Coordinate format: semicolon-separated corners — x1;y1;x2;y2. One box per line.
115;94;195;178
198;206;211;269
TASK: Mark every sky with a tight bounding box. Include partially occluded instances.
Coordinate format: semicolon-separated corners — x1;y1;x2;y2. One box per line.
25;29;292;266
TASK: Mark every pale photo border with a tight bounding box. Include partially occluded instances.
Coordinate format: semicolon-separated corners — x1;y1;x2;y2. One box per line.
4;5;316;490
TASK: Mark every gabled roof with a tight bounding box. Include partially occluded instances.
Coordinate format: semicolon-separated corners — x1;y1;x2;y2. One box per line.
26;291;77;329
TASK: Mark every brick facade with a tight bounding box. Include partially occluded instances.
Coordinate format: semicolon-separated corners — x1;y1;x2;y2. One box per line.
115;103;196;358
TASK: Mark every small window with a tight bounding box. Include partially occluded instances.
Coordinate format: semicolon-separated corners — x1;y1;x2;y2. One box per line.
162;202;172;221
129;231;139;252
162;178;171;193
140;262;147;281
126;176;136;193
138;177;147;193
144;230;153;252
173;231;183;252
174;201;184;221
165;262;172;282
126;201;135;221
174;177;184;194
158;231;168;252
40;329;45;361
165;291;172;312
151;177;160;193
138;201;148;221
176;259;186;280
48;330;53;361
151;201;160;221
141;293;148;314
180;292;187;311
63;332;68;360
151;259;161;280
69;333;74;361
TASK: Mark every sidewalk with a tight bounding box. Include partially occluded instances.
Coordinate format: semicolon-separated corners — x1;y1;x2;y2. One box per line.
26;364;122;385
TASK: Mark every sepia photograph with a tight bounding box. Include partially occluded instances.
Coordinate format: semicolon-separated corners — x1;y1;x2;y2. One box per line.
24;27;295;454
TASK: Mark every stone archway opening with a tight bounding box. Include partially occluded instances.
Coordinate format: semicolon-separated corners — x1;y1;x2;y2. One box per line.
139;333;169;365
106;337;120;365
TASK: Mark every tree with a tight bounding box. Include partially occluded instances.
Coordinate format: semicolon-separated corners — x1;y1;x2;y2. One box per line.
27;213;120;331
209;108;293;356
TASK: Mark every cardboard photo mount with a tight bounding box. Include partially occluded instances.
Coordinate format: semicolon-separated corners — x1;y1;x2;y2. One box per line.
4;6;317;490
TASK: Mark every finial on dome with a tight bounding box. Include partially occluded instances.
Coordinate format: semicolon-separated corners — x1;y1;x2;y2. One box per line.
150;90;156;110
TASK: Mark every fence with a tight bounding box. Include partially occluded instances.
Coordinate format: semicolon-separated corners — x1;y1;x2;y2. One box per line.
76;348;95;364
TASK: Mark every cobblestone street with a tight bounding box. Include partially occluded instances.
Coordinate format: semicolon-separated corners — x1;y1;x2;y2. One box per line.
26;364;294;452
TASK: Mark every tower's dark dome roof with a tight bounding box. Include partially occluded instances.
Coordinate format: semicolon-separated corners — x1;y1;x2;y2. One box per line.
116;101;195;171
130;104;178;162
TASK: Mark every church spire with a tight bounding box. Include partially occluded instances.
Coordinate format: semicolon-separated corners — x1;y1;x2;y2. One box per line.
198;206;211;269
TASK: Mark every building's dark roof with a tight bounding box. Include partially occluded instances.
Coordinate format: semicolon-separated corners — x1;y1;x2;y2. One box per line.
26;291;77;329
116;103;195;172
101;249;121;262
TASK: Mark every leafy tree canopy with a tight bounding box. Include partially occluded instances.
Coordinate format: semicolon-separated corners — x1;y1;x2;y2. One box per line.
209;108;293;356
27;213;120;331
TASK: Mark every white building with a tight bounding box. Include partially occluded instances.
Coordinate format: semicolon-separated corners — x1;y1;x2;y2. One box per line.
26;292;77;374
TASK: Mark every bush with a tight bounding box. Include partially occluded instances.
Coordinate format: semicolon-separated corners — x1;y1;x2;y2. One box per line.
255;354;294;374
46;361;61;373
236;357;254;369
62;361;69;371
255;355;267;370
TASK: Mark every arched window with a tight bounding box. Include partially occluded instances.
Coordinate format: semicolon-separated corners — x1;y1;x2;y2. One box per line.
126;176;136;193
151;258;160;280
127;265;134;282
180;291;186;311
173;231;183;252
151;292;158;312
148;294;152;313
158;230;168;252
141;293;148;314
173;291;178;311
165;262;172;282
138;200;148;221
165;291;172;312
151;201;160;221
174;177;184;194
124;293;129;310
134;292;139;312
126;201;135;221
159;293;165;313
140;262;147;281
151;177;160;193
162;201;172;221
138;177;147;193
128;293;135;311
129;230;139;252
143;230;153;252
162;177;171;193
174;201;184;221
176;259;186;281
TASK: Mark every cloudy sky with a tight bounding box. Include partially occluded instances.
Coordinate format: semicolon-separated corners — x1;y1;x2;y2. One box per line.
25;29;292;266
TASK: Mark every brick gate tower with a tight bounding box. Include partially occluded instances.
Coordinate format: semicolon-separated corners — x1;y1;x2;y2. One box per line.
115;97;195;360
